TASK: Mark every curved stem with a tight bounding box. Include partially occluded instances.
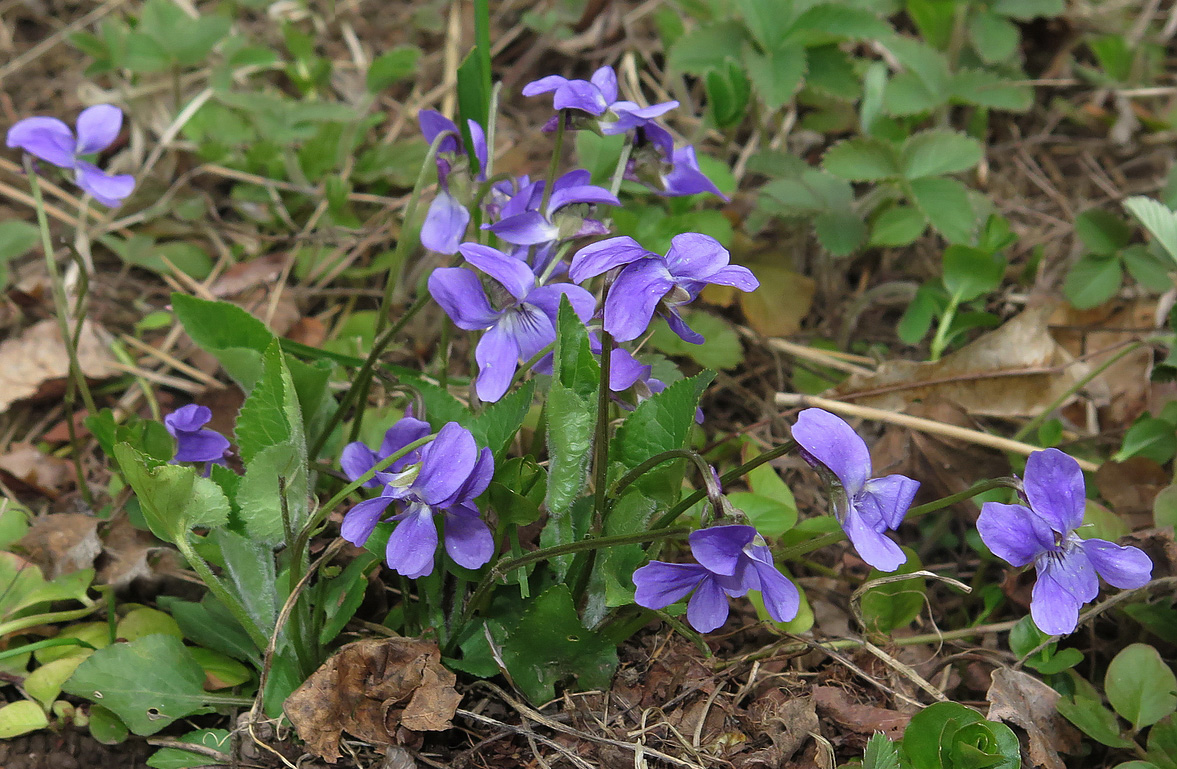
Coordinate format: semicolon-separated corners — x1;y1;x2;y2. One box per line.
173;535;270;652
651;440;797;530
608;449;714;508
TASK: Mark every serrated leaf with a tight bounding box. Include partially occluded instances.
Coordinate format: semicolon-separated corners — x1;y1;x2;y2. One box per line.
1125;196;1177;265
823;137;901;181
814;210;868;255
743;43;807;111
1063;254;1123;309
113;445;229;541
469;380;535;457
171;294;271;389
884;69;943;115
909;176;976;242
1076;209;1133;254
968;10;1019;64
943;245;1004;302
792;3;891;39
863;732;900;769
611;372;714;506
366;45;420;92
950;68;1033;112
900;129;983;180
1105;643;1177;731
496;584;618;704
870;205;927;246
63;635;214;735
992;0;1064;20
667;21;747;75
735;0;794;49
885;35;951;97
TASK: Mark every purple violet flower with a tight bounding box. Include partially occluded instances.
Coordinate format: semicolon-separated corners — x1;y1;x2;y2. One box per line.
340;413;431;488
164;404;230;465
428;243;596;402
791;408;919;572
484;170;619;248
569;233;758;344
633;525;800;633
340;422;495;578
977;448;1152;636
522;66;621;116
603;347;702;422
418;110;488;254
6;104;134;207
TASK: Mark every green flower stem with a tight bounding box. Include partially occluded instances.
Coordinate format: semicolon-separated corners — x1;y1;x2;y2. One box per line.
537;110;567;217
510;341;556;391
0;599;105;639
333;130;457;454
607;140;634;198
1012;338;1153;443
650;441;797;531
928;287;963;362
25;159;98;504
591;328;614;531
777;477;1018;562
608;449;715;509
310;289;432;459
172;535;270;652
449;524;693;654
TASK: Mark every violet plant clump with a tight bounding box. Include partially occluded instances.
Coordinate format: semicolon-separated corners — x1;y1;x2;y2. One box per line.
977;448;1152;635
6;104;135;207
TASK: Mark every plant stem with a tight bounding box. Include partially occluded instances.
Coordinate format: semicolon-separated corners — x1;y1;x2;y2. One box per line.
591;329;613;531
449;524;692;654
608;449;715;508
173;536;270;652
537;111;567;217
650;440;797;530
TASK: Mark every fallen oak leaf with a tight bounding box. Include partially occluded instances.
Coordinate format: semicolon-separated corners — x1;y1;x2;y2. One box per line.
284;637;461;763
986;667;1080;769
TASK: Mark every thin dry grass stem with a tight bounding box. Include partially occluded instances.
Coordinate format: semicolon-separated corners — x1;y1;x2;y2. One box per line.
773;392;1101;472
861;641;950;703
263;253;298;329
107;360;203;393
118;333;223;389
162;256;217;301
474;681;708;769
754;334;877;376
814;643;924;709
457;709;596;769
136;88;215;185
0;0;128;81
0;178;83;230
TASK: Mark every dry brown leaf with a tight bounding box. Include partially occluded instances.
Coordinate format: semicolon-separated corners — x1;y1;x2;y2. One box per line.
735;693;817;768
0;319;119;413
828;307;1090;418
1049;299;1155;429
812;685;910;739
209;253;288;297
0;443;74;498
17;513;101;578
986;667;1080;769
285;637;460;763
96;516;178;588
1095;457;1169;521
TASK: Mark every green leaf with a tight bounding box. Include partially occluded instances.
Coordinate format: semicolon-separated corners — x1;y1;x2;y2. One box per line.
727;492;797;538
0;220;39;290
793;3;891;38
497;584;618;704
171;13;230;67
586;491;659;623
858;550;925;633
543;300;598;565
456;49;488;151
234;341;308;544
992;0;1064;20
0;700;48;739
667;21;746;75
1113;417;1177;464
63;635;214;735
1064;253;1123;309
160;595;259;667
735;0;793;49
1123;602;1177;642
1123;245;1173;292
469;380;535;458
366;45;421;92
611;372;714;507
1146;714;1177;769
743;43;807;111
863;732;900;769
1125;196;1177;265
968;10;1019;64
900;129;983;180
902;702;982;769
884;70;943;115
124;32;172;72
113;445;229;541
871;205;927;246
88;705;129;745
909;176;976;242
943;245;1005;302
905;0;954;48
822;137;901;181
1105;643;1177;731
814;210;868;255
146;728;230;769
705;61;751;128
950;68;1033;112
318;553;375;645
1056;695;1134;747
1033;647;1085;675
489;457;547;527
1076;209;1133;255
648;310;743;370
886;35;951;100
209;529;278;638
171;294;272;389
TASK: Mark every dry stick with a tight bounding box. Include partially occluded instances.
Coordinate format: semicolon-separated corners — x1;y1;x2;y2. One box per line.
0;0;129;81
773;392;1100;472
